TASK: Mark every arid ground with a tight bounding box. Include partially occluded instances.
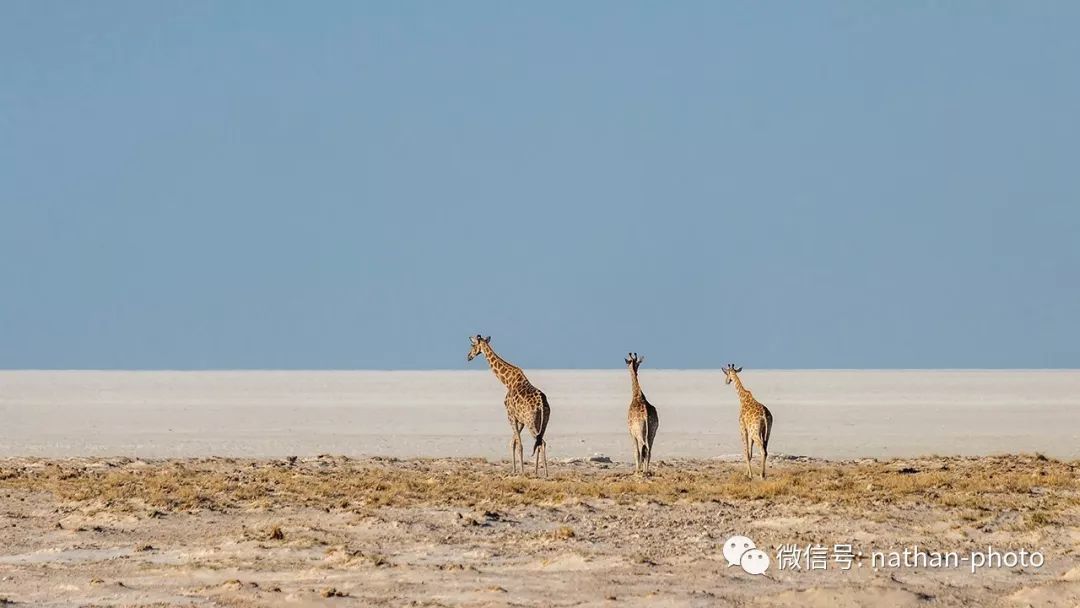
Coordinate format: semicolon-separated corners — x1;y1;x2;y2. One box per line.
0;455;1076;607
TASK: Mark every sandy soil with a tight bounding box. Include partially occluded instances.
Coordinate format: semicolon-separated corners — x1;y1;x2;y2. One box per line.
0;455;1076;607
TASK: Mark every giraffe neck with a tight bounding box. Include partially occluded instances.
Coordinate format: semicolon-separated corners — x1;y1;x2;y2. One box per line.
731;374;754;403
480;343;527;388
629;366;644;400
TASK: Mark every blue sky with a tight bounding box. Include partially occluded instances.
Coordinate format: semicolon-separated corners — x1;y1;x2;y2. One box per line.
2;2;1078;369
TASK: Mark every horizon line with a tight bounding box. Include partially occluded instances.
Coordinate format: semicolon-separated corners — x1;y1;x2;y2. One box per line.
2;368;1078;373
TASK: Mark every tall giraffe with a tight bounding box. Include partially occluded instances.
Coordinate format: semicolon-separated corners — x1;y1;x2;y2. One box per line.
467;335;550;476
625;353;659;475
722;364;773;479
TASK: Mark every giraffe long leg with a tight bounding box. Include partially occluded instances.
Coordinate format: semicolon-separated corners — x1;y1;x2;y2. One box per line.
640;442;648;475
743;430;753;480
516;434;525;477
645;430;654;475
641;434;650;476
631;436;641;473
510;417;527;475
507;414;523;474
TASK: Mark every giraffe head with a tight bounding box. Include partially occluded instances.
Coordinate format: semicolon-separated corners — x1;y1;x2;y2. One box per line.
625;352;644;373
466;334;491;361
723;363;743;384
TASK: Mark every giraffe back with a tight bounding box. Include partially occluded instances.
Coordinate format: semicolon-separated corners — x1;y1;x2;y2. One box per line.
628;394;658;442
729;371;772;442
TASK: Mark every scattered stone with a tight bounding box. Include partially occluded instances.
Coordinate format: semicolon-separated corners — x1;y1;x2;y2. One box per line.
551;526;575;540
321;587;349;598
367;553;390;567
268;526;284;540
589;454;612;463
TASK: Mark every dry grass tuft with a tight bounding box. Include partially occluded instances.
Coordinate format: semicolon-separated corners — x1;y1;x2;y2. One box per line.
550;525;576;540
0;455;1074;530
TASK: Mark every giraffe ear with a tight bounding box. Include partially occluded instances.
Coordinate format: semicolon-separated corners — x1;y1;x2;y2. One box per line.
625;358;632;365
735;366;743;373
483;336;491;343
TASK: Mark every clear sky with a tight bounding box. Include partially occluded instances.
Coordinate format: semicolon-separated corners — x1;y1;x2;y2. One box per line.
2;2;1078;369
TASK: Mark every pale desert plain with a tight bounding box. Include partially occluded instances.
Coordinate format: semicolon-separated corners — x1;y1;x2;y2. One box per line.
0;370;1078;607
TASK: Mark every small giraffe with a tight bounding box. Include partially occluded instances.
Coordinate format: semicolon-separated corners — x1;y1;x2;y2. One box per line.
625;353;659;475
722;364;773;479
467;335;550;476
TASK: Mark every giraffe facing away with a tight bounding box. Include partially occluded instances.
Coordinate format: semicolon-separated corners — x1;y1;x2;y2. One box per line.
467;335;550;476
722;364;773;479
625;353;658;475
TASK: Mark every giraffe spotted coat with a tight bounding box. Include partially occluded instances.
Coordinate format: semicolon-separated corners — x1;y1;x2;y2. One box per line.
625;353;658;474
467;335;550;476
724;364;773;479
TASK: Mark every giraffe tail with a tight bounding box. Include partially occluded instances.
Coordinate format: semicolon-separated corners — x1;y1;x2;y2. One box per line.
641;416;650;461
532;393;550;456
531;429;545;456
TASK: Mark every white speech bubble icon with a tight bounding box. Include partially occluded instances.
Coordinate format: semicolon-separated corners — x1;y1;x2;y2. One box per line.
723;535;756;567
740;548;771;575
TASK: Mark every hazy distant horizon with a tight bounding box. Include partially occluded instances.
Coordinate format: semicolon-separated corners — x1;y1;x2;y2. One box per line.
2;369;1077;459
4;366;1080;372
